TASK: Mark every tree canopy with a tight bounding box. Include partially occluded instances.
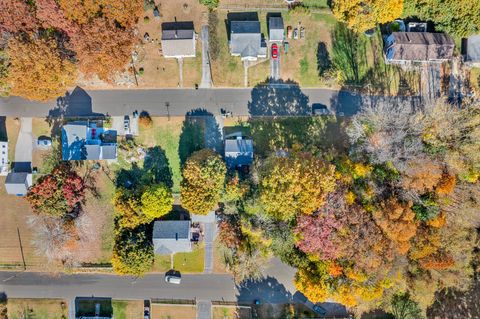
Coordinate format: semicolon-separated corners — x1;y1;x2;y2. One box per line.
180;149;227;215
141;184;174;219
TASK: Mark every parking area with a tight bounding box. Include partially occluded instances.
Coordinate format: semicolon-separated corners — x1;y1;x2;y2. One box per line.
112;113;139;136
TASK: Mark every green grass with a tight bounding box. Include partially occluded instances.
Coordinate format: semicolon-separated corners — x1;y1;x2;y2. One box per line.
300;0;329;9
152;254;172;272
112;300;143;319
173;244;205;273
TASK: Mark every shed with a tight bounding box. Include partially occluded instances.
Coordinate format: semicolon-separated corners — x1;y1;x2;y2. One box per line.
464;35;480;64
5;172;31;196
269;16;284;42
153;220;192;255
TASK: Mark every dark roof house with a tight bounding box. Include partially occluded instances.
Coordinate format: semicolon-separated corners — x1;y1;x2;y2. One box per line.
224;132;254;168
230;21;267;61
384;32;454;64
269;16;284;42
161;22;196;58
153;220;192;255
75;297;112;319
464;35;480;65
62;122;117;161
5;172;31;196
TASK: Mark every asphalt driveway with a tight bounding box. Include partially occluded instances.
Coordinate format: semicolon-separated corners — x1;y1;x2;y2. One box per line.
14;118;33;169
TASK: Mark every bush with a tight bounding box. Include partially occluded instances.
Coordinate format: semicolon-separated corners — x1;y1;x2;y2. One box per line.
144;0;155;11
139;111;153;128
143;16;150;23
200;0;219;9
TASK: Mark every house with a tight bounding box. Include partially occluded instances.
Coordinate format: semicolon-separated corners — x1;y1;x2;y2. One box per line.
463;35;480;66
269;16;284;42
75;297;112;319
230;21;267;61
153;220;192;255
62;121;117;161
5;172;32;196
384;32;454;64
224;132;254;169
161;22;196;58
0;141;7;175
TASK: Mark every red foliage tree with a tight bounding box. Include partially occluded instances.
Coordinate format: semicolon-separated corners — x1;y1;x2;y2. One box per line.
35;0;79;37
218;220;242;249
0;0;38;33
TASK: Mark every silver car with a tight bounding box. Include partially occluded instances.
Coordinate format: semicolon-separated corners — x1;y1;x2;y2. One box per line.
165;275;181;284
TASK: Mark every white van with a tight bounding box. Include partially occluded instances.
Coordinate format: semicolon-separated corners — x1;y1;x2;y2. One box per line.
165;275;181;284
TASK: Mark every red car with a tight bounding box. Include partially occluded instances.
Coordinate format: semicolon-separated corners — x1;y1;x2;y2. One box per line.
271;43;278;59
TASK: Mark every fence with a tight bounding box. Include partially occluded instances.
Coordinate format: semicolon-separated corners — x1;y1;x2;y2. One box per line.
151;298;196;305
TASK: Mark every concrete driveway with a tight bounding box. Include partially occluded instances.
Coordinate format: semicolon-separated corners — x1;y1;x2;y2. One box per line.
270;52;280;80
14;118;33;168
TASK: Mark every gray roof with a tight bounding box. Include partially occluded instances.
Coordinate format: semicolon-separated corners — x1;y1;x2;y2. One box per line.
5;172;30;195
162;24;196;57
269;17;284;41
153;220;192;255
230;21;263;58
385;32;454;62
465;35;480;62
85;144;100;160
101;144;117;160
225;138;254;168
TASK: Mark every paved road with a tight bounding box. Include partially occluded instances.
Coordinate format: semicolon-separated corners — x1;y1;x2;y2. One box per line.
0;87;365;118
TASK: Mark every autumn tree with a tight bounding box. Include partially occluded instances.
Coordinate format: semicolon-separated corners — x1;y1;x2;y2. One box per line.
111;226;154;276
260;153;336;221
58;0;101;24
6;37;76;101
403;0;480;37
332;0;403;32
0;0;38;33
27;164;85;217
99;0;143;27
373;198;417;255
113;188;150;229
71;18;134;82
140;184;173;220
389;292;423;319
35;0;79;36
180;149;226;215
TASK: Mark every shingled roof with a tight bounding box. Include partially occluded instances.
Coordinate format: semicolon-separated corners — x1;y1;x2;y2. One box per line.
385;32;454;62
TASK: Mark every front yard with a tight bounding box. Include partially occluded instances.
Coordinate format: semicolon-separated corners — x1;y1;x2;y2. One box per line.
151;304;197;319
8;299;68;319
112;300;144;319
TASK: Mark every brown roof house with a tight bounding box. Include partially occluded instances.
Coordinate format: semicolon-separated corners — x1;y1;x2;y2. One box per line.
161;22;196;58
384;32;454;64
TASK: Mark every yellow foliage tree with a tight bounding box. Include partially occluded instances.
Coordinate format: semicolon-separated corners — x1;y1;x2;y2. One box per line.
6;37;76;101
58;0;101;24
260;153;336;220
332;0;404;32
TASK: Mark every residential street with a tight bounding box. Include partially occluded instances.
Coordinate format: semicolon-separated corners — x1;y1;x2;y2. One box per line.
0;87;372;118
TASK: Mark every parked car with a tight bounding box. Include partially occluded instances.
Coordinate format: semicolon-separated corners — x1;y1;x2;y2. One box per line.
37;136;52;148
286;26;293;39
271;43;278;59
124;115;130;133
312;303;327;316
165;274;181;284
312;103;329;115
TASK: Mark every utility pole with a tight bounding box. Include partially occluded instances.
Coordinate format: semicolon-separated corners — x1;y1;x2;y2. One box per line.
17;227;26;270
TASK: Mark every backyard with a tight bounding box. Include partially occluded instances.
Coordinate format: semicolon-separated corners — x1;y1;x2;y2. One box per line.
151;304;197;319
7;299;68;319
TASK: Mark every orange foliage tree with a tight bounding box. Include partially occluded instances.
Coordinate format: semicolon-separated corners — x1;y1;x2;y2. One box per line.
71;18;135;82
6;37;76;101
0;0;38;33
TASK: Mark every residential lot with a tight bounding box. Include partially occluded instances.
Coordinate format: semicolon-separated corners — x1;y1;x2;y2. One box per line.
151;304;197;319
212;306;252;319
7;298;68;319
112;300;144;319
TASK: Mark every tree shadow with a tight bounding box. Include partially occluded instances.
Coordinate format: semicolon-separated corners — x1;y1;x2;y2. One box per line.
329;89;363;116
236;276;293;304
115;163;144;189
178;109;223;166
0;116;6;142
144;146;173;189
248;79;310;117
316;42;332;77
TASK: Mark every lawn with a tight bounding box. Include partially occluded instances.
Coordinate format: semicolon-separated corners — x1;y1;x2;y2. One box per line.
151;304;197;319
281;10;337;87
6;117;19;164
152;254;172;272
173;244;205;273
213;306;252;319
8;299;67;319
31;118;51;138
136;117;184;193
112;300;144;319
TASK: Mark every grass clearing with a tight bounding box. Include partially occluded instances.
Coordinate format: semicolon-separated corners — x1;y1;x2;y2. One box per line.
469;67;480;95
151;304;196;319
137;117;184;193
8;298;67;319
212;306;252;319
173;244;205;273
112;300;144;319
